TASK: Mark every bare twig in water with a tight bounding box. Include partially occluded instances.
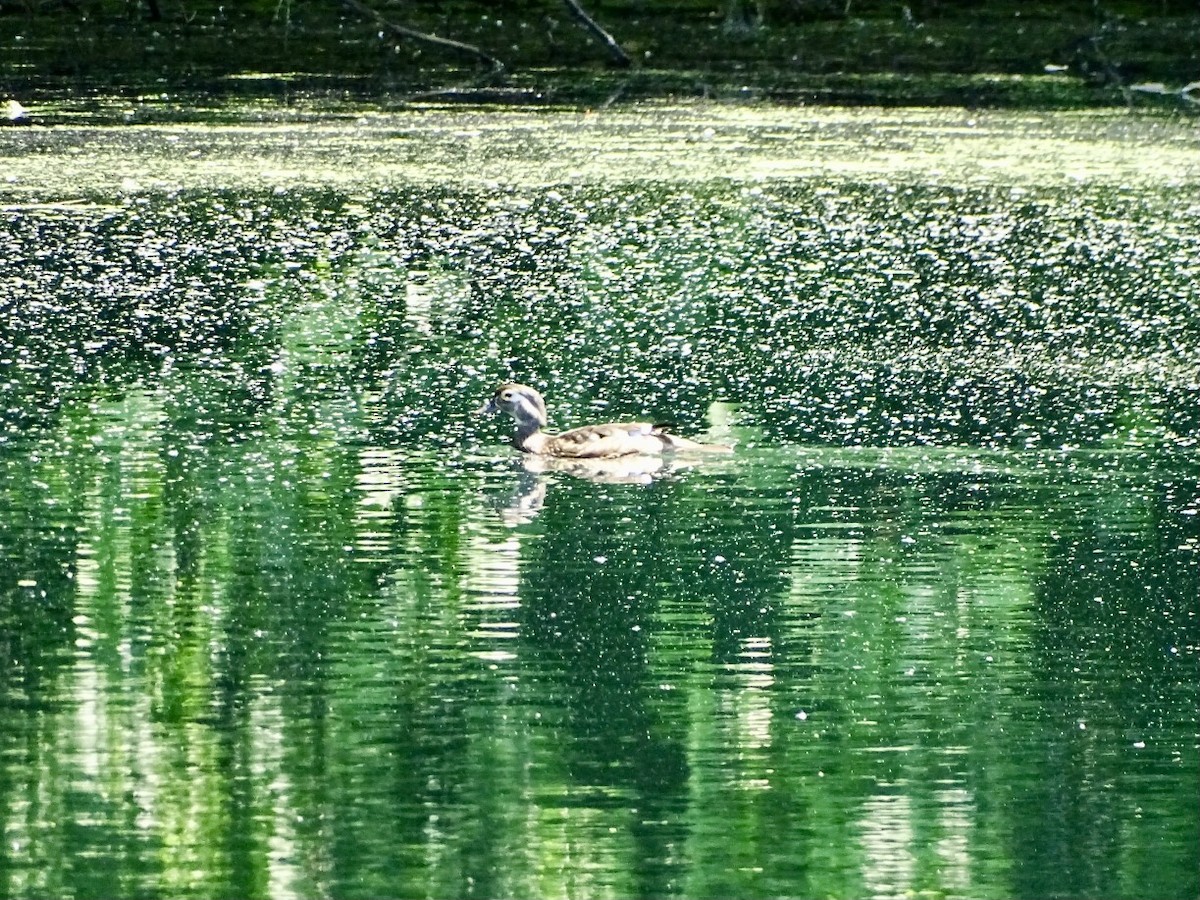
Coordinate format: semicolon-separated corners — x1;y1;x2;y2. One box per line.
562;0;632;67
336;0;505;73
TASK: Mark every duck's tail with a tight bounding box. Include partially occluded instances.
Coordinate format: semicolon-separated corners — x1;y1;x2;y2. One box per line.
658;433;735;454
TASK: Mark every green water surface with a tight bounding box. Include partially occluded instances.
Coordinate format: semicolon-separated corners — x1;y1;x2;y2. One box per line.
1;106;1197;900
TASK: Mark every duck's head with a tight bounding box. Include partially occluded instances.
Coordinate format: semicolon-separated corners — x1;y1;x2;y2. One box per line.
478;383;548;429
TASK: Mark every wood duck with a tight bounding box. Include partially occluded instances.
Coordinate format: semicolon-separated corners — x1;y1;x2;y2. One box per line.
478;383;733;459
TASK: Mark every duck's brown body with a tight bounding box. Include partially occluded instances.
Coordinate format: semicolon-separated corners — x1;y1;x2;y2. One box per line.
479;383;731;459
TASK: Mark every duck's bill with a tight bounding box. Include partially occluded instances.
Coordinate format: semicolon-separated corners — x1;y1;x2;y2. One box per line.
476;398;497;415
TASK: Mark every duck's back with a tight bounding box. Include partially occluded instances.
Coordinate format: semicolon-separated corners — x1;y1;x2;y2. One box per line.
540;422;668;459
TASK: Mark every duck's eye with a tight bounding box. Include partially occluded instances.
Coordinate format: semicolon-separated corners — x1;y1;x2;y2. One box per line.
501;390;514;401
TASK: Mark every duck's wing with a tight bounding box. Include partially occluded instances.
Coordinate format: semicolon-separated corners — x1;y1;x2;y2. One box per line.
542;422;669;459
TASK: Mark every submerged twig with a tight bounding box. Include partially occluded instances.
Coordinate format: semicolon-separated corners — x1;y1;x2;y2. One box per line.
336;0;505;73
562;0;631;68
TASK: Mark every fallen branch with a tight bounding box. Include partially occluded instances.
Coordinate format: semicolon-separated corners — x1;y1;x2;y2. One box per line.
562;0;632;68
1130;79;1200;105
337;0;505;73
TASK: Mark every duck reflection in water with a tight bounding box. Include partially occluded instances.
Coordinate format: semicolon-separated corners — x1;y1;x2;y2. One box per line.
491;455;700;526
